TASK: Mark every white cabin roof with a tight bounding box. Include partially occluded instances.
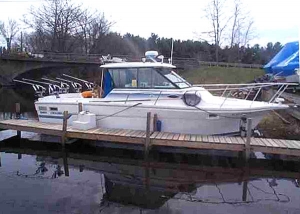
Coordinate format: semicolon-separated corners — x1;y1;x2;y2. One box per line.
100;62;176;69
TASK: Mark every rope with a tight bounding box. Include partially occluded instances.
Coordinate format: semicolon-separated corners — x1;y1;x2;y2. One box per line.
96;103;142;121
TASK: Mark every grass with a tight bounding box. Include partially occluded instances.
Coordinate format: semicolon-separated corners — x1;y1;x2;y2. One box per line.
180;66;265;84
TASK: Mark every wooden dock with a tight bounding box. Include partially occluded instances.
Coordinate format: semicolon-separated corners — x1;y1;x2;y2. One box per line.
1;119;300;158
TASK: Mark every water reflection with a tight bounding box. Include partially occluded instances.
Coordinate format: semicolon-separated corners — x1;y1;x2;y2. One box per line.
0;138;300;213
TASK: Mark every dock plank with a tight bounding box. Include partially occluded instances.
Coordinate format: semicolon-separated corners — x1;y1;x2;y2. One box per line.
207;136;214;143
161;132;170;140
257;138;273;147
285;140;300;149
271;139;288;149
212;136;220;143
265;138;280;148
291;140;300;149
136;131;146;138
126;130;141;137
1;119;300;157
178;134;185;141
172;133;180;140
119;130;133;136
202;136;208;142
234;137;245;145
190;135;197;142
218;136;227;144
184;134;191;141
155;132;165;139
229;137;239;144
251;138;265;146
196;135;202;142
167;133;175;140
150;131;160;139
223;137;232;144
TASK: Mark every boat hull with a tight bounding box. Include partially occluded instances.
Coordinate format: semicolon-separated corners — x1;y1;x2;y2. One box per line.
35;102;266;135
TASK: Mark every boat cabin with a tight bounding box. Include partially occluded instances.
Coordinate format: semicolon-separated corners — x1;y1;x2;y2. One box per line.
100;62;191;97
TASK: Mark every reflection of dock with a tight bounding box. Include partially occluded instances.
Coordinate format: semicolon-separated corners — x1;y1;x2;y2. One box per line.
1;142;300;209
1;119;300;158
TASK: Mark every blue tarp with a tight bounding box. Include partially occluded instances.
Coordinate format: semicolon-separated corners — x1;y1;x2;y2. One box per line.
264;41;299;76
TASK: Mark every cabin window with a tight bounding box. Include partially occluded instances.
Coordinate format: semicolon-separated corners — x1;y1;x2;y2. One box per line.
138;68;152;88
109;68;138;88
50;107;58;111
137;68;176;88
152;69;175;89
108;67;177;89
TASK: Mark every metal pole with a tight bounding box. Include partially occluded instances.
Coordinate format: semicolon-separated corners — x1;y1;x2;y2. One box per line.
20;31;23;52
170;38;174;64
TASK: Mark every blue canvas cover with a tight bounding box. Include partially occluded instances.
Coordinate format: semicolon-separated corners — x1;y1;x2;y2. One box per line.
264;41;299;76
103;71;113;97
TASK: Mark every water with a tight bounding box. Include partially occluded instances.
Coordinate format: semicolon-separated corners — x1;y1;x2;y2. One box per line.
1;88;300;213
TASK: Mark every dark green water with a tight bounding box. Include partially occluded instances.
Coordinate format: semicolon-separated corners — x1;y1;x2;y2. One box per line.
0;88;300;214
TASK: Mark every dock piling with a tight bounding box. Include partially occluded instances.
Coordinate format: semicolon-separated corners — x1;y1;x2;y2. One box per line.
245;118;252;160
61;111;68;147
144;112;151;159
15;103;21;119
153;114;158;132
62;147;69;177
15;103;21;139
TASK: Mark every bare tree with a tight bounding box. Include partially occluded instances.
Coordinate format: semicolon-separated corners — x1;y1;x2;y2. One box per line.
203;0;231;62
229;0;255;48
228;0;256;61
77;11;113;54
23;0;84;52
23;0;112;54
0;19;19;51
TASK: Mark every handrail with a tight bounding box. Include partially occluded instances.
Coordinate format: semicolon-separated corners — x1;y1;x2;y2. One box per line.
193;82;297;92
194;82;299;87
207;82;295;108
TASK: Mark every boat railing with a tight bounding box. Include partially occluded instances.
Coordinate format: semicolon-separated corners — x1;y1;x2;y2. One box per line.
194;82;298;108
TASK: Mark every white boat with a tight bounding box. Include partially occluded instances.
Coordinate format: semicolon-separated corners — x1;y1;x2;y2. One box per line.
35;51;294;135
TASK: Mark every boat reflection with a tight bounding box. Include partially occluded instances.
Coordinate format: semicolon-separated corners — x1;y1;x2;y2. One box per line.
0;139;300;210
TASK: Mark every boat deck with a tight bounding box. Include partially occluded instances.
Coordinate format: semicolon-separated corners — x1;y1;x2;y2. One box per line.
1;119;300;157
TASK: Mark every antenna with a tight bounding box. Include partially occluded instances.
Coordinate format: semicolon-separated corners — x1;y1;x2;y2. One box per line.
170;38;174;64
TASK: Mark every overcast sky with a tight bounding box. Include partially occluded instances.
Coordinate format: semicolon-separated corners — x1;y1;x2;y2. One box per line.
0;0;299;47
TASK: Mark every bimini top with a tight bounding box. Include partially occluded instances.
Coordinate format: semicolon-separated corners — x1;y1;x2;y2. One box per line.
101;62;176;69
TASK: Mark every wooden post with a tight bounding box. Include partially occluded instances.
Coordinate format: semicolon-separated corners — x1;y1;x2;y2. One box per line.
62;146;69;177
144;112;151;160
78;102;83;113
61;111;68;147
242;180;248;201
245;118;252;160
15;103;21;138
153;113;157;132
15;103;20;119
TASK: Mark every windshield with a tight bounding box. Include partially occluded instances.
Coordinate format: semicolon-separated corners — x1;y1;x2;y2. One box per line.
158;68;191;88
